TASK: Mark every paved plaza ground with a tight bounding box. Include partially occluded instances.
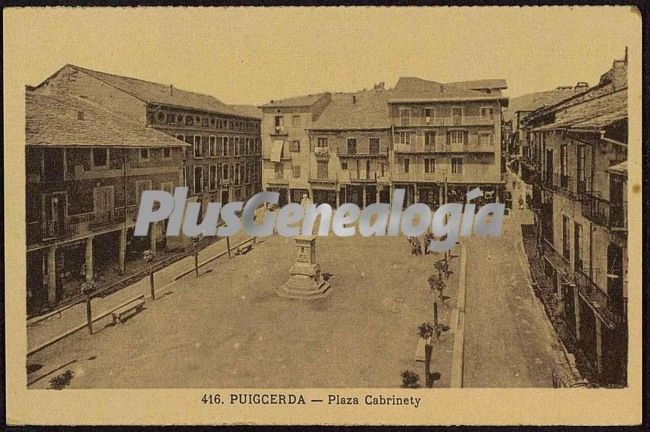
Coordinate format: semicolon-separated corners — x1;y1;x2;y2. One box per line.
28;232;460;389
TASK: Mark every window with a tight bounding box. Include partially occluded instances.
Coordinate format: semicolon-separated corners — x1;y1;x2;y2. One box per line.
166;113;175;124
162;147;172;159
451;107;463;121
177;115;183;123
92;148;109;168
425;131;436;147
317;161;328;179
478;132;494;146
209;165;217;190
560;144;568;188
135;180;152;207
292;165;301;178
290;140;300;152
341;162;348;170
317;137;328;148
222;164;230;180
424;158;436;173
222;137;229;156
480;107;494;119
274;116;284;132
184;166;192;189
424;108;433;122
185;115;193;126
274;162;283;179
234;137;240;156
577;145;586;193
161;181;173;194
194;166;203;193
194;136;203;158
574;222;583;271
209;136;217;156
451;157;463;174
447;130;467;145
398;132;411;145
403;158;410;173
139;148;150;161
400;108;410;126
292;115;301;127
562;215;570;260
369;138;380;154
347;138;357;155
234;164;241;185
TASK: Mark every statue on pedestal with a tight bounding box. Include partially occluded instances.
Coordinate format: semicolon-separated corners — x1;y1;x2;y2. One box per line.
277;235;331;299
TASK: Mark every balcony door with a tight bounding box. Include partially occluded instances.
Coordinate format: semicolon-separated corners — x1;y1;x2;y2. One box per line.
451;107;463;125
43;192;66;237
545;149;554;182
94;186;114;223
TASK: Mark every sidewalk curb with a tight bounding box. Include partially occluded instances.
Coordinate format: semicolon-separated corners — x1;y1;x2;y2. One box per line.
450;244;467;388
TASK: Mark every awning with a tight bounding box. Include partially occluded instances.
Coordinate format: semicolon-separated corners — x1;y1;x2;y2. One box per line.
270;140;284;162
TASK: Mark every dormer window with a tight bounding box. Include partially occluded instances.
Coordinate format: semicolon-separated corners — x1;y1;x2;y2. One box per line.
77;111;85;120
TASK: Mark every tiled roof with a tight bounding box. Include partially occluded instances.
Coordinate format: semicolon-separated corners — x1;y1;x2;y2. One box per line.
229;104;263;119
64;65;258;120
532;88;627;132
310;89;392;130
447;79;508;91
504;87;589;122
260;93;329;108
26;91;189;148
389;77;504;102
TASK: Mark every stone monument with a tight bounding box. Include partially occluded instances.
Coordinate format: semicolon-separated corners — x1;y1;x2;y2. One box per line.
277;235;331;299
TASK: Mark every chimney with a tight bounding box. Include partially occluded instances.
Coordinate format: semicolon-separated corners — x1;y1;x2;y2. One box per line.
169;84;174;95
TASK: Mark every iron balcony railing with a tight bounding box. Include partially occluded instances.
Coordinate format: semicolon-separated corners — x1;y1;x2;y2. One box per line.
581;194;627;230
396;115;496;127
574;269;623;329
29;206;138;245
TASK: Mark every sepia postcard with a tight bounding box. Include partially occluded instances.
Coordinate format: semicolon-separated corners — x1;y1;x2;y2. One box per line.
3;5;643;426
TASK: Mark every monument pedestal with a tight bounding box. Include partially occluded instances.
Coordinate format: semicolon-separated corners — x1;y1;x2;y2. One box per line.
277;236;331;299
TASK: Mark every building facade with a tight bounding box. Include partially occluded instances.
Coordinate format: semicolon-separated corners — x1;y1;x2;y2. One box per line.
260;77;509;209
32;64;263;215
26;91;189;314
521;54;628;386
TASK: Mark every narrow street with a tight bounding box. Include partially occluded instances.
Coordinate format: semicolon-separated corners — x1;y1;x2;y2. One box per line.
462;171;563;387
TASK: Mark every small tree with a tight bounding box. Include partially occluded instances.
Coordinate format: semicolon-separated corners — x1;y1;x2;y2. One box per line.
400;370;420;388
417;322;438;388
80;279;97;297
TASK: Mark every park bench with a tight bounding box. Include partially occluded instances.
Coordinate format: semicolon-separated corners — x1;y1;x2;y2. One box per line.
111;297;145;325
236;242;253;255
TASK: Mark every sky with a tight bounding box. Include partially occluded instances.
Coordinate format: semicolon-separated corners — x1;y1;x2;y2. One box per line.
5;6;640;105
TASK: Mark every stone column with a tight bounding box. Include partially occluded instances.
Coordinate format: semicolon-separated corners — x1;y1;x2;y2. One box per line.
574;285;581;341
595;319;603;375
150;223;158;253
85;236;94;281
118;228;127;275
335;189;340;208
362;185;367;208
47;246;57;306
376;187;380;204
556;273;565;316
414;183;418;204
